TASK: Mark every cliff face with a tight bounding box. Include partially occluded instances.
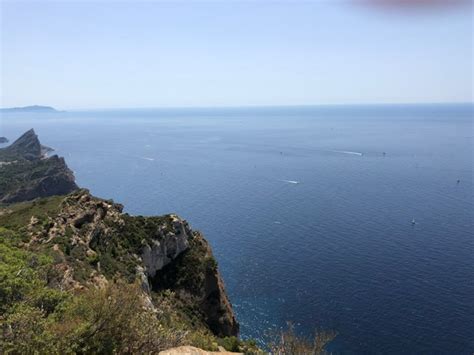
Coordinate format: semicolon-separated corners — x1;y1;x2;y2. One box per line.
141;215;191;278
141;216;239;337
149;229;239;337
0;129;78;203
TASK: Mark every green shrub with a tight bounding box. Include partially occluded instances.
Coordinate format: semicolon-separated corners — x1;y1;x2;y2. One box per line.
205;256;218;272
218;336;240;352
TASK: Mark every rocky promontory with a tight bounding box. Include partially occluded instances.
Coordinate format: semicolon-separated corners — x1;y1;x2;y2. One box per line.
0;129;78;203
22;188;239;337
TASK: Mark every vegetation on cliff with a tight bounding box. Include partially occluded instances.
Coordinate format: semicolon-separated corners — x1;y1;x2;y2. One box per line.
0;190;251;353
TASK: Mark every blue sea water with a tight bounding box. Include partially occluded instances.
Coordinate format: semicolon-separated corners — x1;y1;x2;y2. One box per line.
1;104;473;354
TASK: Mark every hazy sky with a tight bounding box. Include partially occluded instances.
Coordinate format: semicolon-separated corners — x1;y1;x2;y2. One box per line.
0;0;472;109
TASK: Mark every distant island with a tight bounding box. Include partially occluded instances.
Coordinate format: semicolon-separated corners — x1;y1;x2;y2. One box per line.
0;105;59;113
0;137;8;144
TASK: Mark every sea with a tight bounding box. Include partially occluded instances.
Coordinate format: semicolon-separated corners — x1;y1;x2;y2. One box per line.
1;104;473;354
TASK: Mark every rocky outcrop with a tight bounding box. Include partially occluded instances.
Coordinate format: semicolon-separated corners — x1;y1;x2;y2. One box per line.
0;137;8;144
0;129;78;203
22;188;239;337
2;129;42;160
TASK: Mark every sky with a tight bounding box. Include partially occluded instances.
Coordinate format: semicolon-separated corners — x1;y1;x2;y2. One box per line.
0;0;472;109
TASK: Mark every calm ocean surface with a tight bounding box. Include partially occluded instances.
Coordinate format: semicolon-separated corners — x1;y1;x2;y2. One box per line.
1;104;473;354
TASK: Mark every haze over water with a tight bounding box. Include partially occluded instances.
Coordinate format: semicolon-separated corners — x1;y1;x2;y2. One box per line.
1;104;472;354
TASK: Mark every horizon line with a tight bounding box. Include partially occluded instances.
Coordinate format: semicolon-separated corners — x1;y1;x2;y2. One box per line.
2;101;473;112
48;101;474;112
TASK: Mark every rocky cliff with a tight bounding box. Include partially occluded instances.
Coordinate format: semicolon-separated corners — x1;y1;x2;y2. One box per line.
5;191;240;339
16;188;238;337
0;129;78;203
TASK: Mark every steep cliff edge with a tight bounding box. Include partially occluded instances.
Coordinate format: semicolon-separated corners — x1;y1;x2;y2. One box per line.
0;129;78;203
10;188;238;337
150;231;239;337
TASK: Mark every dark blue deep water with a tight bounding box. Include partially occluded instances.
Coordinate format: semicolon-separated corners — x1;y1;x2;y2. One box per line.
1;104;473;354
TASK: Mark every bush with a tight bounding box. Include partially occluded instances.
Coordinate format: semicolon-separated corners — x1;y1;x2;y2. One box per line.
218;336;240;352
55;281;188;353
1;281;189;354
268;322;337;355
0;229;190;354
205;256;218;272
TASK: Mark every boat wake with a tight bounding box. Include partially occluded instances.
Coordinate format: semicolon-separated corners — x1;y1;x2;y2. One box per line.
330;150;363;156
281;180;300;184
